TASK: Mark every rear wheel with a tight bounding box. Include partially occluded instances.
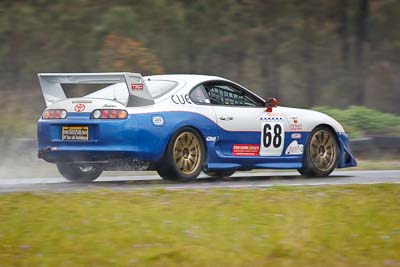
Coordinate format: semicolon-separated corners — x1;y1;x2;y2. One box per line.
156;128;205;181
298;126;339;177
57;163;103;182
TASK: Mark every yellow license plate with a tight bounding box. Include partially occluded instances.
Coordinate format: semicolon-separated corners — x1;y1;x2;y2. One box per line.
62;126;89;141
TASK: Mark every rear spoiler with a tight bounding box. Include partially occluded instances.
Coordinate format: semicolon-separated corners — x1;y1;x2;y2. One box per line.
37;72;154;107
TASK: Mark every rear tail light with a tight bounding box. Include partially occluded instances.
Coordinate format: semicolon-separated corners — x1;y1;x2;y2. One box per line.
91;109;128;119
42;109;67;119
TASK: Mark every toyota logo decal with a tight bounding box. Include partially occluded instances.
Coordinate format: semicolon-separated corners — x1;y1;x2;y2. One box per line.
74;104;86;112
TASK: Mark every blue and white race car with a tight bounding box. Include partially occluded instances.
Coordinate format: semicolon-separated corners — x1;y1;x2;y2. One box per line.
37;73;356;182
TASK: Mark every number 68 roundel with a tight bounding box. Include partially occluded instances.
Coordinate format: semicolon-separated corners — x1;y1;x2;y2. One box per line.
259;122;285;156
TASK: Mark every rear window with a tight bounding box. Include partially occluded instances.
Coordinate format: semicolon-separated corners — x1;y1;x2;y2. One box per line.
83;83;129;104
145;80;178;98
82;79;178;105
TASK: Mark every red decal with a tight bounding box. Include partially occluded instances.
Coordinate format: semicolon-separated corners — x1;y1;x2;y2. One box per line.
289;123;303;131
131;83;144;91
267;112;283;117
74;103;85;112
233;144;260;156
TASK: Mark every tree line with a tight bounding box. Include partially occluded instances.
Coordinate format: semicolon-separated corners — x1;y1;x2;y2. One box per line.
0;0;399;116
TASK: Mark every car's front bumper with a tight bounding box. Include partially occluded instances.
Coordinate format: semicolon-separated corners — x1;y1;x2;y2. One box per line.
337;132;357;168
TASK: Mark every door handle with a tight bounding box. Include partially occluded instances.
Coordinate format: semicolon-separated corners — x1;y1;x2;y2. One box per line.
219;115;233;121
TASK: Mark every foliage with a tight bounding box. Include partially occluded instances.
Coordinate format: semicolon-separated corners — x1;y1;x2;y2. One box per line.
99;33;164;75
313;106;400;138
0;0;399;140
0;118;36;138
0;0;399;120
0;185;399;266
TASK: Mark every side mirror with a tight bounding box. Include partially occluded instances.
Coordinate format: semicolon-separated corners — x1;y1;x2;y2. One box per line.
265;98;277;112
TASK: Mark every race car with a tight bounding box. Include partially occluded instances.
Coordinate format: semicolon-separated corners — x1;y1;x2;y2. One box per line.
37;72;356;182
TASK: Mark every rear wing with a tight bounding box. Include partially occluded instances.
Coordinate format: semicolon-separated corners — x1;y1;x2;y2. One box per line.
37;72;154;107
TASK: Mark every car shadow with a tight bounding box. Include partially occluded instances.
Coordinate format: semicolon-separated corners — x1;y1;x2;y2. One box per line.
198;174;351;183
84;173;352;187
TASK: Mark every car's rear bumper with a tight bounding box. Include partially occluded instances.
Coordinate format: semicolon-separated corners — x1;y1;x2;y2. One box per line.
37;149;137;163
37;149;153;171
38;112;142;163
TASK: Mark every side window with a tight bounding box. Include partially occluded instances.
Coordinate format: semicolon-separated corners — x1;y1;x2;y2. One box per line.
189;85;211;104
203;83;263;107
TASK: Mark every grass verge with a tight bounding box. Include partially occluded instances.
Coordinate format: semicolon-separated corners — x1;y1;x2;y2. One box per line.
0;185;399;266
351;160;400;171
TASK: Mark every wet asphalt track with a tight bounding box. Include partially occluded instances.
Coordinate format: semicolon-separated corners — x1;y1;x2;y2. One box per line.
0;170;399;193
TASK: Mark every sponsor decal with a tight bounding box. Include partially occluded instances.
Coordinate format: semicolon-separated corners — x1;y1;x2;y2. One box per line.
152;115;164;126
233;144;260;156
268;112;284;117
102;104;117;108
171;94;192;105
131;83;144;91
206;136;218;142
289;123;303;131
74;103;85;112
285;140;304;155
291;133;302;139
289;115;302;131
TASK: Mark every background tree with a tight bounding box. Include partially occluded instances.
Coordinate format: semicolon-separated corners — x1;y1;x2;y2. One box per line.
98;33;164;75
355;0;369;106
0;0;399;123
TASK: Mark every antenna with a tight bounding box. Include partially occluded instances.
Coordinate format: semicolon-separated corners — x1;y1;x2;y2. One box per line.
113;83;117;101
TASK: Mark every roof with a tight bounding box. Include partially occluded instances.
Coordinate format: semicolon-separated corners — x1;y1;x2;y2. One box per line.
143;74;228;86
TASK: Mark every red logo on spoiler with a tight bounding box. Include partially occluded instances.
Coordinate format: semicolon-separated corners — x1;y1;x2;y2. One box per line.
131;83;144;91
74;104;86;112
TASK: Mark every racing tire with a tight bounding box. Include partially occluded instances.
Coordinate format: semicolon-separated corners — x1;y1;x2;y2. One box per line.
156;127;205;182
204;170;235;178
57;163;103;182
298;126;339;177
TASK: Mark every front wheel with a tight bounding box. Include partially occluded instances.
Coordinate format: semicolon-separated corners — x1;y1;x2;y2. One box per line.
298;126;339;177
156;128;205;181
57;163;103;182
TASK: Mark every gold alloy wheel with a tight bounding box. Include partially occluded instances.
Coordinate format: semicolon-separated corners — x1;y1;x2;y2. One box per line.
173;132;202;175
309;129;337;171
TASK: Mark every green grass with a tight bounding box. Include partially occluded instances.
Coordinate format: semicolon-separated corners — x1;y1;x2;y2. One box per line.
352;160;400;170
0;185;399;266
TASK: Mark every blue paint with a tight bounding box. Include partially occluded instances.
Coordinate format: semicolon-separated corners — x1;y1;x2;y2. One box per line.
37;111;357;170
337;132;357;168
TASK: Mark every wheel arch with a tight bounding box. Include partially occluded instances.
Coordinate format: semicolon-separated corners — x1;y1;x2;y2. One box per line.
314;123;340;141
304;123;340;155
